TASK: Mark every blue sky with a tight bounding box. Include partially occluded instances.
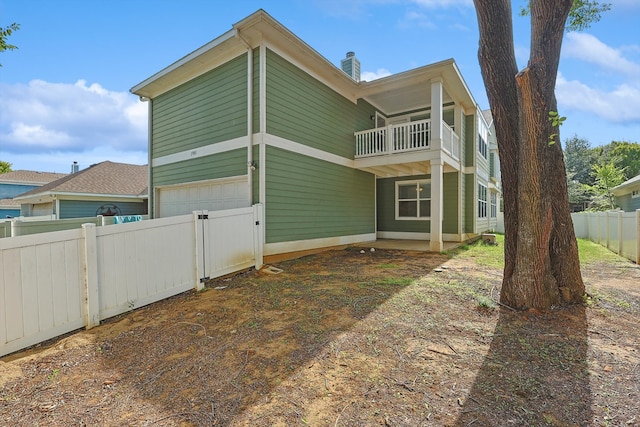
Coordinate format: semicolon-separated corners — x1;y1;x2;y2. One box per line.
0;0;638;173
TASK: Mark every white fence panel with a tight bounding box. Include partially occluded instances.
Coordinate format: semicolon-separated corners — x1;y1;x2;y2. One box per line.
572;214;589;238
1;206;264;357
95;214;197;320
571;210;640;264
607;212;621;254
0;229;85;357
621;212;639;262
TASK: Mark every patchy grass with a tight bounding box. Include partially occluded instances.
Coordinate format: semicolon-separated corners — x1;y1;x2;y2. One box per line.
577;238;630;266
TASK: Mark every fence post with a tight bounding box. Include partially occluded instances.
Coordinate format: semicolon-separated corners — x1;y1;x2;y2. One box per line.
606;211;611;251
82;223;100;329
618;211;623;255
253;204;264;270
193;210;210;291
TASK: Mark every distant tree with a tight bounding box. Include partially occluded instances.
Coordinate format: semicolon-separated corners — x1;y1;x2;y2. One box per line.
563;135;596;185
0;161;12;174
0;22;20;67
566;171;593;210
609;141;640;179
589;162;625;210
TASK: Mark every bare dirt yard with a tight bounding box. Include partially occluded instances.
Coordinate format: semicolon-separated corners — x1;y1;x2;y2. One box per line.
1;239;638;426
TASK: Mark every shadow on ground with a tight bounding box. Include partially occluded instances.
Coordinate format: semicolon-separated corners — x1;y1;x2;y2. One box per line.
455;305;592;426
73;248;446;426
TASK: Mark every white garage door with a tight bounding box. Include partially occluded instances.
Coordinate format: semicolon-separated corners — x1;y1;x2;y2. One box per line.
156;177;250;218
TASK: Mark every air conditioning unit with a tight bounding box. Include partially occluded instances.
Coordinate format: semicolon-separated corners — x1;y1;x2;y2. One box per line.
482;233;497;245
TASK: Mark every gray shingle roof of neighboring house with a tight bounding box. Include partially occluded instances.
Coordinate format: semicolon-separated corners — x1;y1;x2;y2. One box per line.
14;161;148;199
0;170;68;184
0;198;21;207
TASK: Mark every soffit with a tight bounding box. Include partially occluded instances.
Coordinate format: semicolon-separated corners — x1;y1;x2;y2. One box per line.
358;59;477;116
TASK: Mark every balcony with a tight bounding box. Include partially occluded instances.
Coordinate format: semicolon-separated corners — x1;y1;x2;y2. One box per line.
354;119;460;161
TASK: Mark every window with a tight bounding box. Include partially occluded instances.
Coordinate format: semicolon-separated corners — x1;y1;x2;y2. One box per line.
478;133;487;159
396;180;431;219
478;184;487;219
632;190;639;198
490;192;497;218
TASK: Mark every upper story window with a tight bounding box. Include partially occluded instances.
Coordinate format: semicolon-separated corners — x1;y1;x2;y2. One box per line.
632;190;639;198
396;180;431;220
478;133;488;159
478;184;488;219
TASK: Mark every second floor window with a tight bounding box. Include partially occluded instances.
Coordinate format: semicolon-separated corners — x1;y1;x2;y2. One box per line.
478;134;487;159
478;184;488;219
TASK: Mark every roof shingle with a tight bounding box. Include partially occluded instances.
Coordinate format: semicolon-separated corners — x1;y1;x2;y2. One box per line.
16;161;148;198
0;170;68;184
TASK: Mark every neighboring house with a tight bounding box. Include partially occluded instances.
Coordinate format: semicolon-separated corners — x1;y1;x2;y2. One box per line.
612;174;640;212
14;161;148;218
130;9;500;257
0;170;68;218
0;198;22;219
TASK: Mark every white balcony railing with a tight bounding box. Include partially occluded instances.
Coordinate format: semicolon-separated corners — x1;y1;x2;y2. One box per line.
355;119;460;160
443;122;460;159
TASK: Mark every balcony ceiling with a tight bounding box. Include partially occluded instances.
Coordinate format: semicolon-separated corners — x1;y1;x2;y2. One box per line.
358;59;477;115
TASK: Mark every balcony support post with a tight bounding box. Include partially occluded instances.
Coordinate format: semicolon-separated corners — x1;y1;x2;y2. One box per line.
430;77;443;152
430;159;444;252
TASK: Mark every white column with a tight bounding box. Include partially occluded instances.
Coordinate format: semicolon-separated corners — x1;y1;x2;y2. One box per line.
430;77;443;151
430;159;444;252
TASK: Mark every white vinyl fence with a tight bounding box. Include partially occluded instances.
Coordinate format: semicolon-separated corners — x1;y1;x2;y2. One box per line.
0;205;263;357
571;210;640;264
497;210;640;264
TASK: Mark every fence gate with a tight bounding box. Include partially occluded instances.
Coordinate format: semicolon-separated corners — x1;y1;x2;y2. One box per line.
194;205;264;289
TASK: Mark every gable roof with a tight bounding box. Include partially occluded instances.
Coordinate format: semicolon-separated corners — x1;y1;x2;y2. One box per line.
612;174;640;195
0;170;68;185
130;9;479;113
14;161;148;201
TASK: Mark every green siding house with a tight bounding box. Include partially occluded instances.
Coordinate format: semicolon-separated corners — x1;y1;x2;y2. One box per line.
131;9;500;258
612;174;640;212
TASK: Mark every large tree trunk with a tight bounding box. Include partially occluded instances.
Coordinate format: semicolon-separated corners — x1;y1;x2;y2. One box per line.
473;0;585;310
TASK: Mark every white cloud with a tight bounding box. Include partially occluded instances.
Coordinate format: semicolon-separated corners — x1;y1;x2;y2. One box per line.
556;73;640;123
0;80;147;154
399;10;437;29
361;68;393;81
563;33;640;76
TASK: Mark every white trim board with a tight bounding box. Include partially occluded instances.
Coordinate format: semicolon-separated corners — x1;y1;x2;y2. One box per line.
151;136;249;167
152;133;355;170
264;233;376;256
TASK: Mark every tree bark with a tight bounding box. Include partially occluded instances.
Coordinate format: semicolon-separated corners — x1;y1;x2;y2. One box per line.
473;0;585;310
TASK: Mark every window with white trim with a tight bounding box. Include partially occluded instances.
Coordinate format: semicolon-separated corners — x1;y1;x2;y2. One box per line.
396;180;431;220
490;192;497;218
632;190;639;198
478;184;488;219
478;133;487;159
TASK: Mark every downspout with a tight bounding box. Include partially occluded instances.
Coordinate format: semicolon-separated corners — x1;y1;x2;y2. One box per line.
236;30;254;206
140;96;152;217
